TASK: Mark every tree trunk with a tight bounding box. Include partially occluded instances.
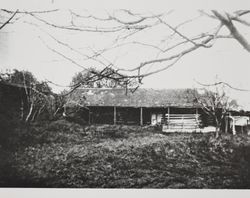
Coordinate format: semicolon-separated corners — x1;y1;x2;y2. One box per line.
20;99;24;121
215;126;219;138
25;101;34;122
215;117;220;138
36;104;45;121
225;115;228;134
53;107;61;117
31;109;38;122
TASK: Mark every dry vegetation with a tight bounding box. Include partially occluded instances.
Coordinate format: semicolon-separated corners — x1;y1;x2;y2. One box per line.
1;120;250;188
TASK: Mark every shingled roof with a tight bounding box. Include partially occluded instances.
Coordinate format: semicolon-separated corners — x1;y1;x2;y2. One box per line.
68;88;201;108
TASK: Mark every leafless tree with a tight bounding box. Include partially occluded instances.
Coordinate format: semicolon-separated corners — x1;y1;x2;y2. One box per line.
1;9;250;91
0;69;56;122
188;83;239;137
0;9;18;30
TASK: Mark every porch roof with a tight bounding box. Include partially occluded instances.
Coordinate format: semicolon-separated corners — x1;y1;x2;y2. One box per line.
68;88;201;108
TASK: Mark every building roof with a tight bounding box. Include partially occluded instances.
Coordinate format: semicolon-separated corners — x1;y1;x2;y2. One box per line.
68;88;200;108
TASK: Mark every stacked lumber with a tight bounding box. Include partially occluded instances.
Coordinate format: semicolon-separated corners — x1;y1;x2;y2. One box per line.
162;114;201;132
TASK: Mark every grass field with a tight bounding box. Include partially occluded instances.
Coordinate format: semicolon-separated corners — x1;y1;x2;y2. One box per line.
1;120;250;188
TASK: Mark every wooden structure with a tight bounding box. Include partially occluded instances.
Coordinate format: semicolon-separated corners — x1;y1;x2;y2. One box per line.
66;88;216;132
162;113;201;132
226;115;249;134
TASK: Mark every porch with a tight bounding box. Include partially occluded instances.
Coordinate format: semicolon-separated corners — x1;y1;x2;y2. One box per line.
86;106;208;132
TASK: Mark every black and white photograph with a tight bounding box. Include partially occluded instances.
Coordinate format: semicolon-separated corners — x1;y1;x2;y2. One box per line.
1;0;250;195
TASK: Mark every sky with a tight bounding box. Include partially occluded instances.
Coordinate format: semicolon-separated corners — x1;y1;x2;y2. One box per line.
1;0;250;109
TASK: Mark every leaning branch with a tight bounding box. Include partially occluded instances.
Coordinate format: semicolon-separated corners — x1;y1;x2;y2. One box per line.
0;9;18;30
212;10;250;53
194;80;250;92
120;32;217;72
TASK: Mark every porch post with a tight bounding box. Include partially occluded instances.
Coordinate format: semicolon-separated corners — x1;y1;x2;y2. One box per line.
114;106;117;125
140;107;143;126
195;108;198;116
225;115;228;133
167;107;170;129
229;112;236;135
195;108;198;130
232;119;236;135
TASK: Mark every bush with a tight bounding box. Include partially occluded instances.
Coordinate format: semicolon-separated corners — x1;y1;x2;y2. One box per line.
18;120;87;146
0;112;25;148
7;132;250;188
2;121;250;188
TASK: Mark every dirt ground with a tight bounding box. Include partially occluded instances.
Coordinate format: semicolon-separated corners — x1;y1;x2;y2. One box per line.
1;120;250;188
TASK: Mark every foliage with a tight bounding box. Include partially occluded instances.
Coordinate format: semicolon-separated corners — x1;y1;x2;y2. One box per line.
1;69;34;86
0;69;59;147
1;121;250;188
0;69;55;122
71;67;138;89
186;85;239;136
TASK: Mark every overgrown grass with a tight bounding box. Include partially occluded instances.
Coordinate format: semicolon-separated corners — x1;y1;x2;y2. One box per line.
1;120;250;188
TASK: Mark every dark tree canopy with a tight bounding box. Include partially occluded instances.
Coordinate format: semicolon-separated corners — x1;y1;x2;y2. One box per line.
0;69;52;94
1;69;36;86
71;67;138;89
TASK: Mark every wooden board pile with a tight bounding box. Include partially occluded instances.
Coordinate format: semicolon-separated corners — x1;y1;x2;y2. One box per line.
162;114;202;133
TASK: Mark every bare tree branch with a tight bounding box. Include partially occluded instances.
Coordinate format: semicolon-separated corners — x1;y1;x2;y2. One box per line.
2;9;250;93
38;36;87;70
137;54;183;77
0;9;18;30
212;10;250;52
119;27;220;73
233;17;250;27
194;79;250;92
158;17;211;48
1;9;59;14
